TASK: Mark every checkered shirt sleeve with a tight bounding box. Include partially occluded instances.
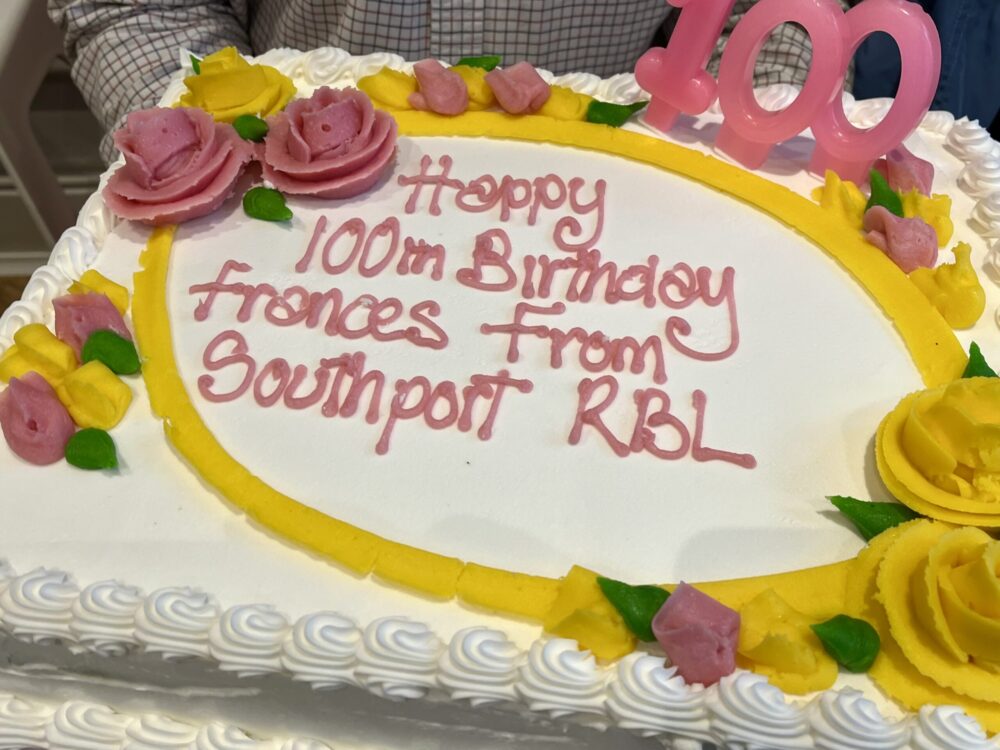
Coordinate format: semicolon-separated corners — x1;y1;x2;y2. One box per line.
48;0;851;164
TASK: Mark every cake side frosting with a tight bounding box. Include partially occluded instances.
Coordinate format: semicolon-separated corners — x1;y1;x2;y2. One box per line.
1;47;1000;750
4;560;1000;749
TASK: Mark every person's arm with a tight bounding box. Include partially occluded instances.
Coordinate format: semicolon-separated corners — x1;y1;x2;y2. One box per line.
48;0;252;164
706;0;855;90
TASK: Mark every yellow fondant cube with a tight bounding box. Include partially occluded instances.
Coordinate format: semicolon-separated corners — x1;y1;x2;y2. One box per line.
357;68;418;110
56;360;132;429
456;564;560;621
373;541;464;599
0;346;34;383
69;270;130;315
450;65;496;111
547;608;636;661
13;324;76;384
537;85;593;121
542;565;636;660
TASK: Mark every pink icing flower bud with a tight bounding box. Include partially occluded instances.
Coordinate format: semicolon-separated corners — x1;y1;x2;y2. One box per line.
259;87;398;199
873;145;934;195
409;60;469;116
104;107;254;225
0;372;75;465
863;206;938;273
484;62;551;114
53;294;131;359
652;582;739;686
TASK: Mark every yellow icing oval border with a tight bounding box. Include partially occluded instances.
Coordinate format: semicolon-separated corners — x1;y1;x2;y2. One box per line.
132;112;964;619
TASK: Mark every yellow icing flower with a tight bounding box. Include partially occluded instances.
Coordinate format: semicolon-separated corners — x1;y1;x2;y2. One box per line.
877;377;1000;526
909;242;986;329
737;589;838;694
537;85;594;121
56;360;132;430
811;171;867;230
7;324;76;386
902;190;954;247
179;47;295;123
543;565;636;660
357;67;418;110
68;270;129;315
876;521;1000;707
450;65;496;111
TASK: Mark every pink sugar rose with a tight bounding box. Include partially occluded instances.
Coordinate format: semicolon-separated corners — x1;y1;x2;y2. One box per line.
259;87;398;199
409;59;469;116
863;206;938;273
0;372;75;465
484;62;551;114
53;293;131;359
104;107;254;225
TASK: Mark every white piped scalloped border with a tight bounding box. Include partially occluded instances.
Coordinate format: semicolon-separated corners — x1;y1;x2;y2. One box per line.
1;562;997;750
0;692;333;750
1;47;1000;750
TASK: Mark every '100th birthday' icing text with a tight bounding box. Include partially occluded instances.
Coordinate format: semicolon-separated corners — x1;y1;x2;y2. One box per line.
187;155;756;468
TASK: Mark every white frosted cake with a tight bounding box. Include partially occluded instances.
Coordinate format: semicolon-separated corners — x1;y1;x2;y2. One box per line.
1;46;999;750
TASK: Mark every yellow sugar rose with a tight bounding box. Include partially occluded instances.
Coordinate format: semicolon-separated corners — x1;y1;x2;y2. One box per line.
876;521;1000;708
450;65;496;111
877;377;1000;526
180;47;295;123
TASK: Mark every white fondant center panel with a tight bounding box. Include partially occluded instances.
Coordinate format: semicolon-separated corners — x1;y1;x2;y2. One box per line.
166;135;921;582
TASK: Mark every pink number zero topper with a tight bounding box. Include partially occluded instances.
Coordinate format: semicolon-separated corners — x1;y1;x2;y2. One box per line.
715;0;847;168
810;0;940;182
635;0;738;132
634;0;940;180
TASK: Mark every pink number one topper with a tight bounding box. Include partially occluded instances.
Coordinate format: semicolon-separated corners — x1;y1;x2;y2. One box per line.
635;0;738;131
810;0;940;183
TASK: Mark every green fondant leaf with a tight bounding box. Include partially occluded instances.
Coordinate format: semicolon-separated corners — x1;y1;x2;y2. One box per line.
962;341;998;378
586;100;648;128
190;54;201;75
828;495;919;541
865;169;904;217
81;330;140;375
596;576;670;642
811;614;880;673
455;55;502;71
233;114;269;142
243;187;292;222
65;429;118;471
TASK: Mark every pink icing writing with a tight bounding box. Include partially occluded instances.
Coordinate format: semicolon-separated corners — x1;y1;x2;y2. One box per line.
189;260;448;349
482;301;669;385
296;215;445;281
457;229;736;318
197;329;531;454
480;284;738;383
569;375;755;467
398;155;605;251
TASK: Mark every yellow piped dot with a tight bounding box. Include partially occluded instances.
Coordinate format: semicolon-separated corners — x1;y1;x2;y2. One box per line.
543;565;635;661
909;242;985;329
811;170;867;231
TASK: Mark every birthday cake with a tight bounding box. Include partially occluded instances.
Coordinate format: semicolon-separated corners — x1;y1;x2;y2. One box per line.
1;35;1000;750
